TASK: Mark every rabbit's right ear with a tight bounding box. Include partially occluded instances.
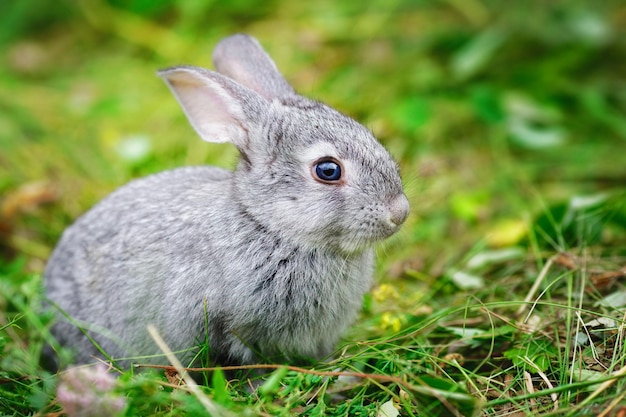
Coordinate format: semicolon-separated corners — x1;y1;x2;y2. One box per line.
158;66;264;148
212;34;295;101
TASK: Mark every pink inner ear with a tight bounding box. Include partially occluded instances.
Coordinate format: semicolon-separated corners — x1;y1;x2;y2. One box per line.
223;66;268;99
160;69;249;146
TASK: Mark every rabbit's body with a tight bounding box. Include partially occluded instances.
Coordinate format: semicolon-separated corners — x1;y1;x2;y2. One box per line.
47;166;373;364
45;34;408;367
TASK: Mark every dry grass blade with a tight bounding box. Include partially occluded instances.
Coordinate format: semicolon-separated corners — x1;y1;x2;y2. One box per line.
516;255;556;320
147;325;232;417
573;364;626;413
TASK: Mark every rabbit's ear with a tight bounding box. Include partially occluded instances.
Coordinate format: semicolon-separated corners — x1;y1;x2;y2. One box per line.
212;34;295;100
158;66;263;148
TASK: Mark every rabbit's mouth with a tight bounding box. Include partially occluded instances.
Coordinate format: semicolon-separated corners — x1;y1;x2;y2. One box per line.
336;234;389;254
337;218;408;254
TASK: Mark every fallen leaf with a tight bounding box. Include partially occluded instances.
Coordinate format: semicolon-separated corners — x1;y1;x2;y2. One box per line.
165;369;185;386
554;252;578;270
595;291;626;308
449;269;485;289
467;247;525;269
590;268;626;290
377;399;399;417
1;181;57;219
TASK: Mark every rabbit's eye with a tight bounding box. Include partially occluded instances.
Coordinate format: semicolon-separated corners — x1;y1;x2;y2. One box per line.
313;159;342;183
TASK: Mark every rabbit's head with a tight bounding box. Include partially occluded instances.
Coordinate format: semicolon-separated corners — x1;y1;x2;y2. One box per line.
159;34;408;254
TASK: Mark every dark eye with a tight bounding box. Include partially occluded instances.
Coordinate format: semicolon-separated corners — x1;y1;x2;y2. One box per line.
314;159;342;182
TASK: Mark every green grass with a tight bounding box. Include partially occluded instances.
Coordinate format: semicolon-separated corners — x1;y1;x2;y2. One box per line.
1;1;626;416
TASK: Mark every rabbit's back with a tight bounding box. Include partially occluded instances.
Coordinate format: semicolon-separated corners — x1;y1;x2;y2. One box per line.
45;166;235;363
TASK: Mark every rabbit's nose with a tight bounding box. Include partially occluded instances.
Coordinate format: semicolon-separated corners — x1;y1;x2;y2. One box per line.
389;194;410;226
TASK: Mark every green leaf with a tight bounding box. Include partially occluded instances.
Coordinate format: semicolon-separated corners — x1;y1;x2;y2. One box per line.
507;119;566;149
532;193;620;248
413;375;480;416
258;366;289;398
451;28;507;80
504;339;558;373
211;368;230;405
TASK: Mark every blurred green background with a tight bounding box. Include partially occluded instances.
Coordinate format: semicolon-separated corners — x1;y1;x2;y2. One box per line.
1;0;625;273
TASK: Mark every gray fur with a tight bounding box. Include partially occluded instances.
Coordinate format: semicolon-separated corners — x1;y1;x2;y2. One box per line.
44;34;409;366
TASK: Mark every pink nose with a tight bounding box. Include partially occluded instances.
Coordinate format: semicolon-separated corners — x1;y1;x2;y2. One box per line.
389;194;410;226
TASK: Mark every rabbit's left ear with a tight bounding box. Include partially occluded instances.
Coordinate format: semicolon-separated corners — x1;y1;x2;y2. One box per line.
212;34;295;101
158;66;264;149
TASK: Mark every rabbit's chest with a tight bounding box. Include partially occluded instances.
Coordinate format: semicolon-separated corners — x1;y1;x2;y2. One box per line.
236;249;374;354
253;250;371;310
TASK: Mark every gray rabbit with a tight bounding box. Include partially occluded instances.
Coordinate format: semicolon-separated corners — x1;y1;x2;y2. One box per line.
44;34;409;367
